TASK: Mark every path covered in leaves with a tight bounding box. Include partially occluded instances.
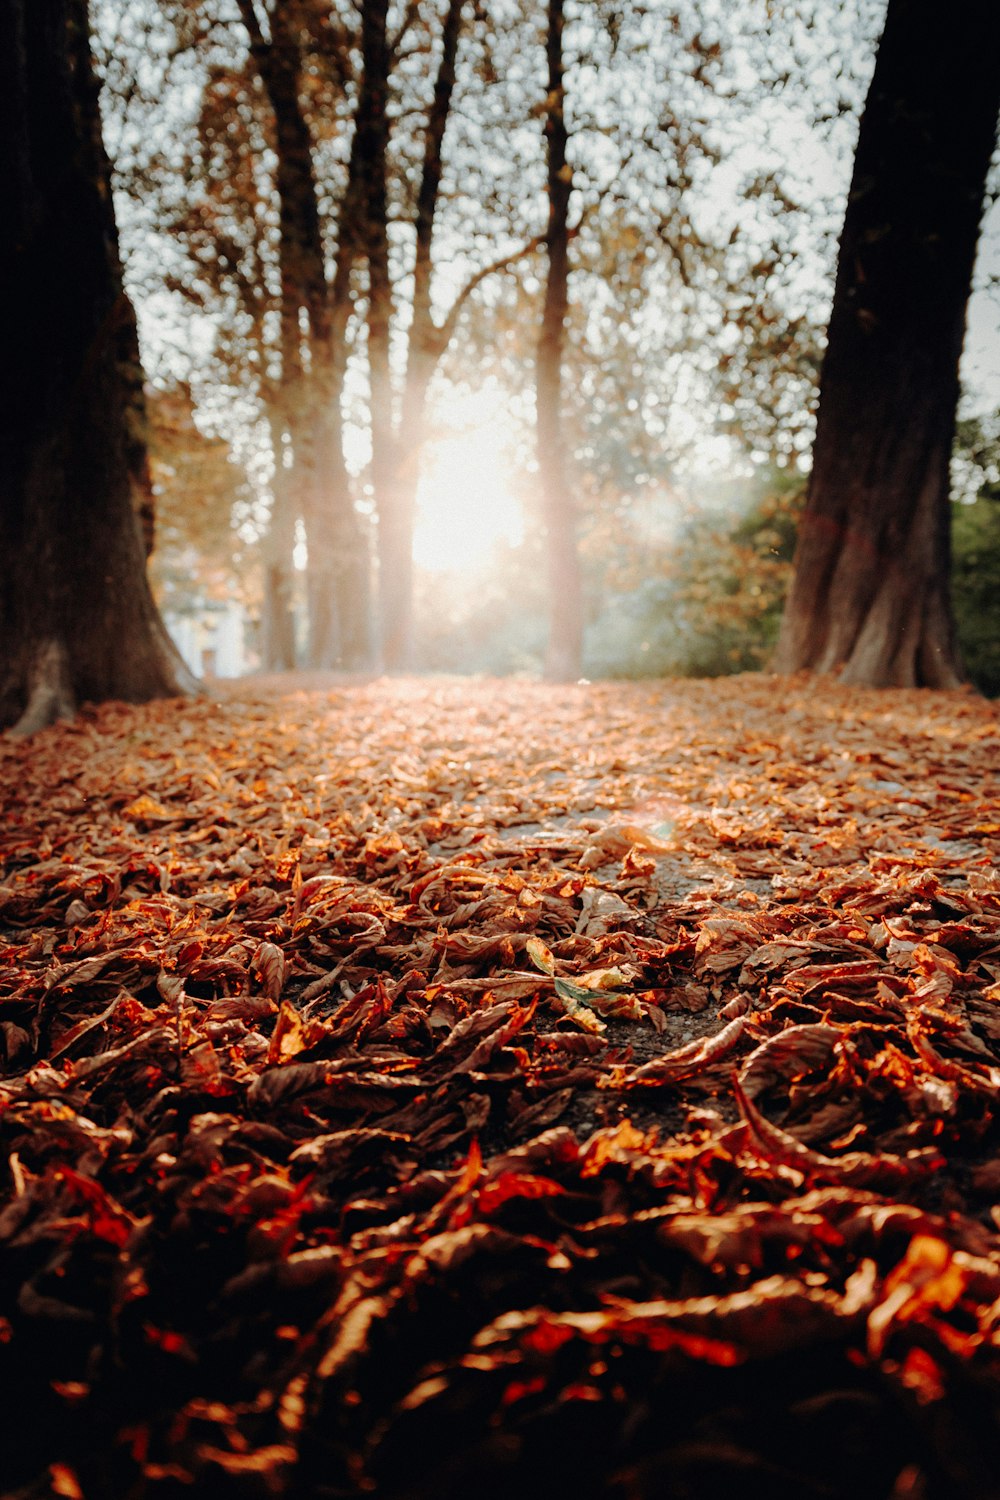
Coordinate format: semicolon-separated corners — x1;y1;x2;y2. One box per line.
2;675;1000;1500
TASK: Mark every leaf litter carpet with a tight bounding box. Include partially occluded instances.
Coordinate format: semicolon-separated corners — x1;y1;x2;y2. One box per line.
3;674;1000;1500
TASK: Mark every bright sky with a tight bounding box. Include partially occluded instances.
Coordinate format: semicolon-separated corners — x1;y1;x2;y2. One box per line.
411;387;525;574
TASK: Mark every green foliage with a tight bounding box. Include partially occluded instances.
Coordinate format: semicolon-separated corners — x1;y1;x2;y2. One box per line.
951;413;1000;696
585;471;804;678
583;417;1000;695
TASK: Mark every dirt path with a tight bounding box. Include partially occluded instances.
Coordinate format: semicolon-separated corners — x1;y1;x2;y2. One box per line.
2;675;1000;1498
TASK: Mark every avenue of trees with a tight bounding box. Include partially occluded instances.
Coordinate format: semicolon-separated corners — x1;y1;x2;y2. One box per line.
1;0;999;728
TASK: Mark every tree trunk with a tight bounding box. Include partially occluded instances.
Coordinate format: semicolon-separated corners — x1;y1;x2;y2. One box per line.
303;350;373;670
375;0;466;673
380;359;434;671
536;0;584;683
352;0;401;671
119;281;156;558
773;0;1000;689
261;406;297;671
243;0;371;671
0;0;191;734
319;130;376;673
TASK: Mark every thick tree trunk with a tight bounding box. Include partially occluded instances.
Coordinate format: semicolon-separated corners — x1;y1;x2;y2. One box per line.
537;0;583;683
773;0;1000;689
0;0;191;734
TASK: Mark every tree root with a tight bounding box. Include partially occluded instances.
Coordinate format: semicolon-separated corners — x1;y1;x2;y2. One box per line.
9;639;76;737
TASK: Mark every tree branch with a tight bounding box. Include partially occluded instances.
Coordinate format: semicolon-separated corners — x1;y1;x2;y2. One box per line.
433;234;543;358
410;0;466;345
389;0;422;60
233;0;266;53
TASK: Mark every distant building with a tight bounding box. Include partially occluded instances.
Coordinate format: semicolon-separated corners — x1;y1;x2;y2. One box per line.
164;599;252;678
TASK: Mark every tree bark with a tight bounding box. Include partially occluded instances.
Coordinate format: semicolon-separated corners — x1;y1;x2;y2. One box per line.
376;0;466;673
241;0;371;670
0;0;192;733
261;404;297;671
536;0;584;683
773;0;1000;689
353;0;401;671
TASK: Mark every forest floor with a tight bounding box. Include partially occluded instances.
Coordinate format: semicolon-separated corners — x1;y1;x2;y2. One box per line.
2;674;1000;1500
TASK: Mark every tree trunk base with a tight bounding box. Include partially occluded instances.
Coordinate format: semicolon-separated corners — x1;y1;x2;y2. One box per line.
262;566;297;672
776;544;965;691
8;640;76;738
544;642;582;684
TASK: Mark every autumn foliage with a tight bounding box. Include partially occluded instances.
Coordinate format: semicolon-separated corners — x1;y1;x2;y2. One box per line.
2;677;1000;1498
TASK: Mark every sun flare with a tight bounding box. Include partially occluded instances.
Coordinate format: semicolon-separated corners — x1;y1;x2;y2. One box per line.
412;394;525;574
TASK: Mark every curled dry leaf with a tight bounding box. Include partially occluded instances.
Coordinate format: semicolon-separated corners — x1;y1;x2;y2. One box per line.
251;941;287;1002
